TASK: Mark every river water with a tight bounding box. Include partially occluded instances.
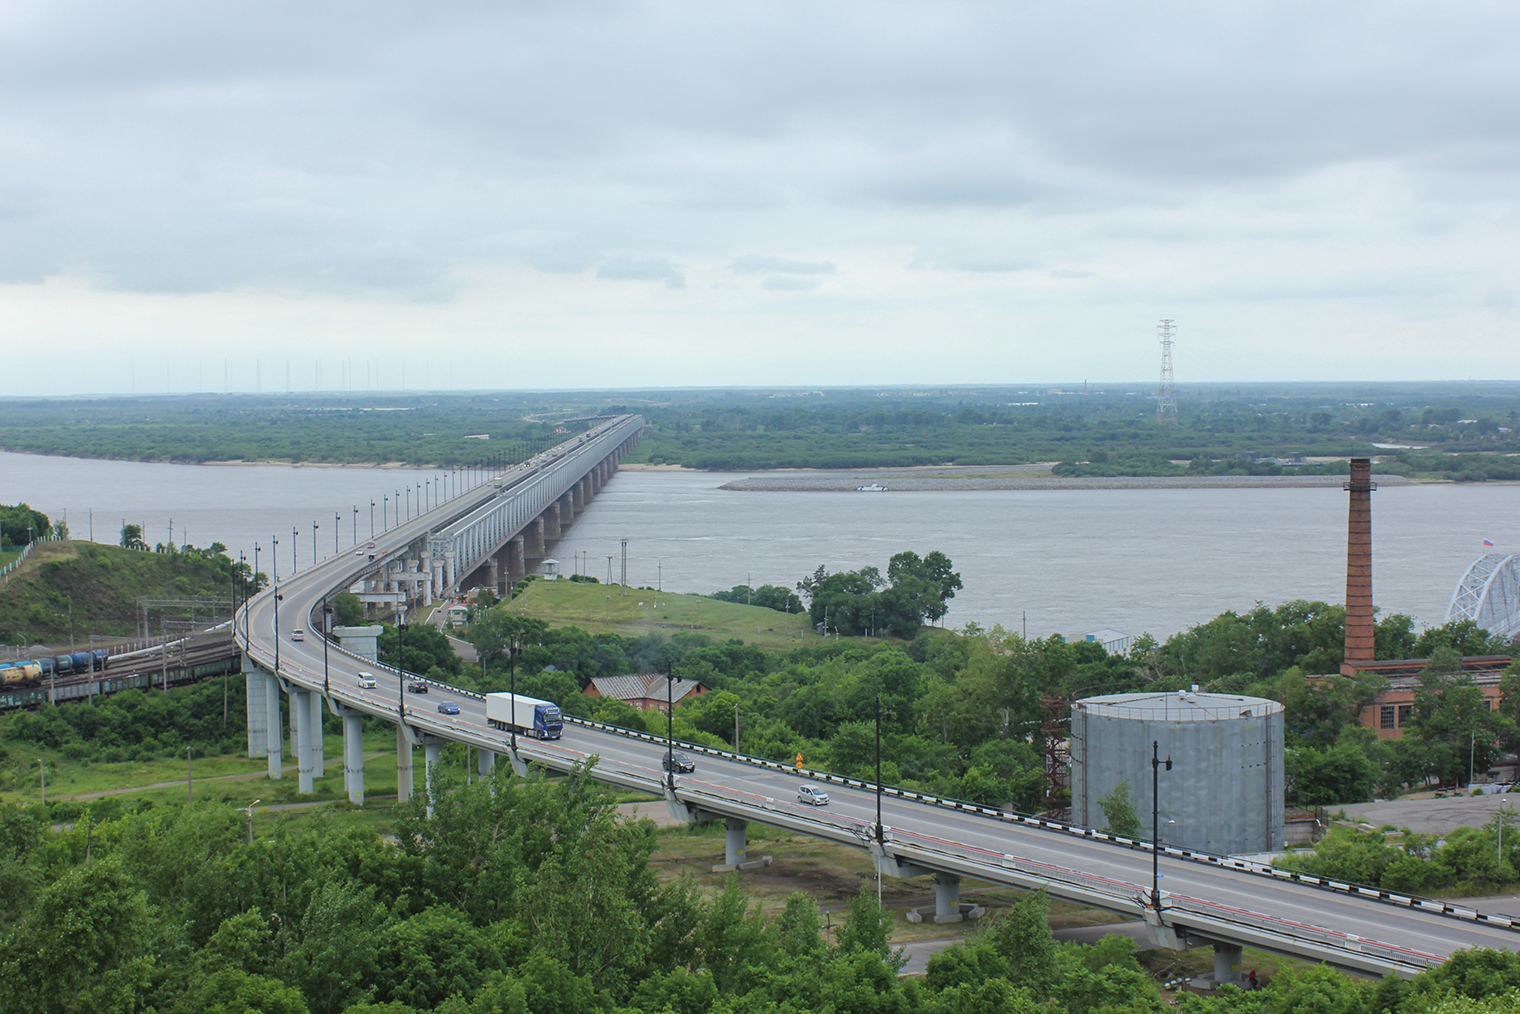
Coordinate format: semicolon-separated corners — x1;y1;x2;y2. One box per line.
2;451;1514;640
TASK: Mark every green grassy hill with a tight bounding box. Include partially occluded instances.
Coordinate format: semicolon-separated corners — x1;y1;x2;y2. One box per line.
0;540;235;643
506;578;849;650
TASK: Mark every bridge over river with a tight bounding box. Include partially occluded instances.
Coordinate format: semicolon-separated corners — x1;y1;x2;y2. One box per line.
237;419;1520;985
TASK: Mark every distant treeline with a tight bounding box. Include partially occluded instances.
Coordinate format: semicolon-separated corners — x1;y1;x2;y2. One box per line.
3;385;1519;476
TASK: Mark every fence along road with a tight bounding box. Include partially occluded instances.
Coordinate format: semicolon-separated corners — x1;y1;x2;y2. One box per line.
238;426;1518;983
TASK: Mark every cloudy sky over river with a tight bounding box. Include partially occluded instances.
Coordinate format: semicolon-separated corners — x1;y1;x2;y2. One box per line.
2;2;1518;394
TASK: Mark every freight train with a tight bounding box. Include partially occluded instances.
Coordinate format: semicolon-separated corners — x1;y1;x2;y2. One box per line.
0;649;110;686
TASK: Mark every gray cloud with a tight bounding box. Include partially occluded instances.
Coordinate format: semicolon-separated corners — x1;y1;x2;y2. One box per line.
596;257;686;289
732;255;835;275
760;276;821;291
1;1;1518;388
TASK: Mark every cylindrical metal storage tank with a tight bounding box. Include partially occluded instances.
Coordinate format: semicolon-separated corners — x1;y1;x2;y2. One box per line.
1069;690;1284;856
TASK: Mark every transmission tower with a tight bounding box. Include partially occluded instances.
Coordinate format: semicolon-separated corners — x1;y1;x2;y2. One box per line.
1156;319;1178;425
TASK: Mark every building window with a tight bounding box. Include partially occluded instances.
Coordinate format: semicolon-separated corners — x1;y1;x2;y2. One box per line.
1398;704;1413;726
1381;706;1396;729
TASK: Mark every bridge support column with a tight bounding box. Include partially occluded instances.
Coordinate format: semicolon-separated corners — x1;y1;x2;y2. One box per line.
487;556;500;596
424;741;443;820
343;713;365;804
420;550;433;606
307;691;324;779
544;504;561;540
724;818;746;867
477;748;495;779
572;481;584;513
527;518;545;561
1211;942;1243;987
397;727;414;803
507;537;525;586
558;492;575;526
934;872;962;923
445;550;457;592
433;557;445;599
265;672;283;779
290;689;315;794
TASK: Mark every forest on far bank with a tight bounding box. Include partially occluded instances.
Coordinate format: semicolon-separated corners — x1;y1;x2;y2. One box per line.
2;382;1519;478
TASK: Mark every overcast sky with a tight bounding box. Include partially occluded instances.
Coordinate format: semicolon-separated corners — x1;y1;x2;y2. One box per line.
3;2;1517;395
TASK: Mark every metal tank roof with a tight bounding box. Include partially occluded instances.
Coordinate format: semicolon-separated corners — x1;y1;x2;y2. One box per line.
1075;690;1282;722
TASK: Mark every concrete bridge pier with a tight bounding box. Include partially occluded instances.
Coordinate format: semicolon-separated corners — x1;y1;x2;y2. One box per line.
572;481;585;513
432;556;445;599
424;740;444;819
526;518;545;563
544;504;562;540
1210;942;1243;987
724;818;746;867
507;537;525;586
265;673;283;778
444;550;457;592
935;872;962;923
558;492;576;526
290;688;316;793
343;712;365;804
487;555;500;596
397;727;414;803
477;748;495;779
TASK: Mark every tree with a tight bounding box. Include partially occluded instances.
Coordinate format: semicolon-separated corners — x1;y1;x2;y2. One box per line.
333;591;365;627
834;883;897;962
119;522;147;550
0;503;50;546
197;968;311;1014
1098;780;1142;838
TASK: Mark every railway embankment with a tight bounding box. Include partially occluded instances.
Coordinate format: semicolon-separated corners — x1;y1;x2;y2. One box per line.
0;540;238;649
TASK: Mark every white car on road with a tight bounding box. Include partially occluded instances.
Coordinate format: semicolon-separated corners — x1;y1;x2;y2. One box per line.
797;784;829;806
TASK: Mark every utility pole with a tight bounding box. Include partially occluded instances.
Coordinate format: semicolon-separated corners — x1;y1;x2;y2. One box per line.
620;538;628;596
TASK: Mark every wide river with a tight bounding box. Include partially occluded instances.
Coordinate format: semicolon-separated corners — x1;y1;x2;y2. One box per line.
2;451;1514;641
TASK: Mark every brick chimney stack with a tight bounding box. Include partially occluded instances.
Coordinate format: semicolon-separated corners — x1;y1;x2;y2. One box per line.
1341;458;1376;675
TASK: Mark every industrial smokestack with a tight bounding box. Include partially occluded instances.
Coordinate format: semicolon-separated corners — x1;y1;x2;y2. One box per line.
1341;458;1376;675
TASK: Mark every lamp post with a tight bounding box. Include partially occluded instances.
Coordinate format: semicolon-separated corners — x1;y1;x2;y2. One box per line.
245;799;260;844
1151;740;1172;911
312;522;319;564
508;633;521;754
292;526;298;573
370;501;375;538
383;496;389;531
665;666;684;792
322;595;332;698
334;514;340;555
874;695;894;843
353;506;359;546
271;537;280;674
406;487;411;520
396;620;408;722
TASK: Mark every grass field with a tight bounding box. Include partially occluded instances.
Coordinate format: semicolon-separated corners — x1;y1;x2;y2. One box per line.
506;578;876;650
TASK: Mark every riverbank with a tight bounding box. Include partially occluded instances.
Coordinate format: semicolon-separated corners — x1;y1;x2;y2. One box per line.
720;469;1419;492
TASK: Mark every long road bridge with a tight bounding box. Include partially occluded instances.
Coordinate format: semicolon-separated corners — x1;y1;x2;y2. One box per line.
237;420;1519;985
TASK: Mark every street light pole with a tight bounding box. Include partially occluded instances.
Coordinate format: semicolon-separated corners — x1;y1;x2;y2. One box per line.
335;514;340;555
245;799;260;844
666;666;683;792
292;526;298;573
1151;740;1173;911
312;522;319;564
874;695;894;843
370;501;375;538
322;595;331;698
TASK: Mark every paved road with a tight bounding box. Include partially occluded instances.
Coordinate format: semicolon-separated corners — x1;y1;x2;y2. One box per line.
898;921;1150;975
1343;794;1517;835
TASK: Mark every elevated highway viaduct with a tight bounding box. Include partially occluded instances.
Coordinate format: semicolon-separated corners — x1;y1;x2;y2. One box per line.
239;417;1519;985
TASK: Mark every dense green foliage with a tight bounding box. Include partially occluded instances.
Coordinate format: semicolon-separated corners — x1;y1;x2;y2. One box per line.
797;551;963;638
4;383;1520;476
0;677;250;776
0;503;51;547
1280;806;1520;896
448;590;1515;810
710;584;804;614
2;771;1518;1014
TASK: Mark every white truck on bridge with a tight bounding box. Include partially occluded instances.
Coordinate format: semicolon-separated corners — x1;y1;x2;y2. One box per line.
485;692;564;740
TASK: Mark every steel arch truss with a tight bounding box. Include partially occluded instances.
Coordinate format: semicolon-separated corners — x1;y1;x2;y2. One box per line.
1446;553;1520;641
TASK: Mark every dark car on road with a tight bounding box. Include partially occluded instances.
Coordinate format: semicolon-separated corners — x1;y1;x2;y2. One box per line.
662;750;696;773
407;681;428;694
437;701;461;715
